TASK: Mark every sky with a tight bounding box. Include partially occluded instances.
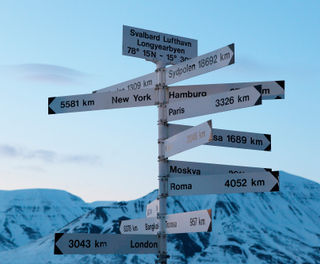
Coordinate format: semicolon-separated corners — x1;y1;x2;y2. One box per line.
0;0;319;202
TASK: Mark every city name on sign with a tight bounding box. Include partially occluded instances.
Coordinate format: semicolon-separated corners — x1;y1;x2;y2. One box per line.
167;85;262;122
168;170;279;197
166;44;234;85
120;209;212;235
164;120;213;158
48;88;157;115
168;124;271;151
168;80;285;102
168;160;271;176
54;233;158;255
123;25;198;65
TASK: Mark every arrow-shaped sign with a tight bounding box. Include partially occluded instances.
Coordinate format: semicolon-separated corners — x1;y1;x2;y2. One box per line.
164;120;213;158
167;85;262;121
168;124;271;151
93;45;236;94
166;44;235;85
54;233;158;255
168;80;285;101
48;88;157;115
120;209;212;235
168;160;271;176
146;199;159;218
93;72;157;93
168;170;279;197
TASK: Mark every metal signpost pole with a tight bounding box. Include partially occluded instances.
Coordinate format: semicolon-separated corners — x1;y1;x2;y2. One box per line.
49;25;285;262
156;61;168;264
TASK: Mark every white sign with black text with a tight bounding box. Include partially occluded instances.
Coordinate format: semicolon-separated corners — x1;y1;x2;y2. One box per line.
54;233;158;255
48;88;157;115
168;160;271;177
93;72;157;93
166;44;234;85
168;124;271;151
168;170;279;196
168;80;285;101
164;120;213;158
167;85;262;121
146;199;159;218
123;25;198;65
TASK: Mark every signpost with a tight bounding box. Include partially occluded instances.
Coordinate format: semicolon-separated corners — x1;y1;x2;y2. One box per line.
164;120;213;158
123;25;197;65
54;233;158;255
168;80;285;101
48;88;156;115
167;85;262;121
168;124;271;151
120;209;212;235
49;25;284;264
168;160;271;176
166;44;234;85
168;170;279;197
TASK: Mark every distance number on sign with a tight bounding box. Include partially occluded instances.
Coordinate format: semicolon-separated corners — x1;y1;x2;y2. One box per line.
60;99;94;108
198;55;218;68
215;96;234;107
225;179;247;188
227;135;247;144
68;239;91;249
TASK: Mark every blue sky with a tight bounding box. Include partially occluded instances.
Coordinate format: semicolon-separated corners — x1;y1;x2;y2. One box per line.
0;1;319;202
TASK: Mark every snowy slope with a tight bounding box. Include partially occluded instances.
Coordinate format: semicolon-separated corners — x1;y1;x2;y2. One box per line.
0;189;91;251
0;172;319;264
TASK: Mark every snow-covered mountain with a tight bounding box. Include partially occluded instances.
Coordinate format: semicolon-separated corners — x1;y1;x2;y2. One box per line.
0;172;319;264
0;189;91;251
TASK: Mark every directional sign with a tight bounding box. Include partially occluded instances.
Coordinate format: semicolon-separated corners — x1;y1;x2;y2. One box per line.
168;80;285;101
168;124;271;151
120;217;159;235
120;209;212;235
93;72;157;93
164;120;213;158
167;85;262;121
166;209;212;234
168;160;271;176
168;170;279;197
48;88;156;115
123;25;197;65
166;44;234;85
146;199;159;218
54;233;158;255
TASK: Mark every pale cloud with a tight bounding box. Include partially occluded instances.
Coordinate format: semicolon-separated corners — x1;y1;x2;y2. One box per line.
0;144;101;165
0;145;18;157
0;63;89;85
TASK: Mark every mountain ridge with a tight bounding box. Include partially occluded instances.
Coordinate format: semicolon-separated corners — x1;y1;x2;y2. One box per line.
0;171;319;263
0;188;91;251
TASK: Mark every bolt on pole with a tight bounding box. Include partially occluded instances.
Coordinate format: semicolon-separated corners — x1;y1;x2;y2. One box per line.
156;61;169;264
